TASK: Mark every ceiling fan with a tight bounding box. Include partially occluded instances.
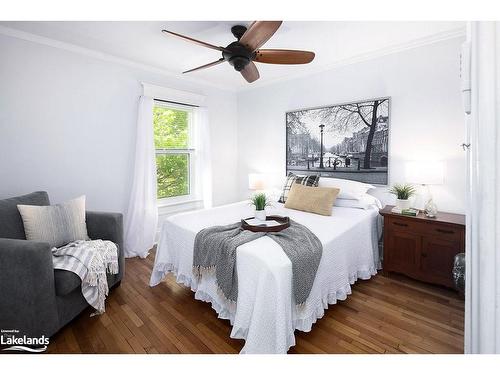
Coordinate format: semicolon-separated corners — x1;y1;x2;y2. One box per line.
161;21;315;83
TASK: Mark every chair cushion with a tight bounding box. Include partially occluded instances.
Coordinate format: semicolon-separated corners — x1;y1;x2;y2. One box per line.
54;269;81;296
54;268;120;296
0;191;50;239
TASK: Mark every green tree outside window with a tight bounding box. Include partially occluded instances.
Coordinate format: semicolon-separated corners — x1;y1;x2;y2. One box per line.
153;105;191;199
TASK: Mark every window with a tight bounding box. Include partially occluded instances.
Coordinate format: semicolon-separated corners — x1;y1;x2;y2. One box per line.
153;100;195;203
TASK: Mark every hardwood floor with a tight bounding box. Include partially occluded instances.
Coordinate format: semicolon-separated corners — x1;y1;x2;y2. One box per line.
46;254;464;354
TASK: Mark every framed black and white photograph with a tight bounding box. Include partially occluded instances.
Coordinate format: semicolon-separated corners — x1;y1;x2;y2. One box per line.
286;97;390;185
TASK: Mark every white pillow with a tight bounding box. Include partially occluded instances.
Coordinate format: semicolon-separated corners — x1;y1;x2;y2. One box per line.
318;178;375;200
17;195;88;248
334;194;382;210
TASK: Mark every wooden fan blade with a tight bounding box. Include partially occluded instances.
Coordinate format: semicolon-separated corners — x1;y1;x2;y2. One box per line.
162;30;229;53
183;58;225;74
254;49;315;64
239;21;283;52
240;61;260;83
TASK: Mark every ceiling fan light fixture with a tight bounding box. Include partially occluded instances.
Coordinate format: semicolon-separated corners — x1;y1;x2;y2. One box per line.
229;56;250;72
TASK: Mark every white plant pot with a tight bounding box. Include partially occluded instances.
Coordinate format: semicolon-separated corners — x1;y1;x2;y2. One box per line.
395;199;411;210
255;210;266;221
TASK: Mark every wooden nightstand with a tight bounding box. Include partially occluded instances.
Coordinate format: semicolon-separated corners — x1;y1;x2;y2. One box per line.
379;205;465;289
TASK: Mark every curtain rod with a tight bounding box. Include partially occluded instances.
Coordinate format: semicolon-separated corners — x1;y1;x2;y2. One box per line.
153;98;199;108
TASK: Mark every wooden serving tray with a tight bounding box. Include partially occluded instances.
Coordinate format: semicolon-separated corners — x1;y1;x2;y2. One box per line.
241;215;290;233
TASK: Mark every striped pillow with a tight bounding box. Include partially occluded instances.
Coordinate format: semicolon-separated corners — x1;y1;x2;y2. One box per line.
278;172;320;203
17;196;89;248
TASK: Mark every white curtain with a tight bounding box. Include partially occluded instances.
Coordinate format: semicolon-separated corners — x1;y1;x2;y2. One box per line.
465;21;500;353
124;96;158;258
194;107;213;209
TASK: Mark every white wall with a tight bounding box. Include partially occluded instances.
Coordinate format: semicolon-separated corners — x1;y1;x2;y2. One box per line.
236;37;467;213
0;34;239;214
0;33;468;216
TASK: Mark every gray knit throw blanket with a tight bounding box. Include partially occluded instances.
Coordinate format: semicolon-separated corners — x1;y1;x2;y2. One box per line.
193;220;322;306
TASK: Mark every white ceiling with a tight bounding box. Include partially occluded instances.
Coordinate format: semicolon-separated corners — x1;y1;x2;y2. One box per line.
0;21;465;91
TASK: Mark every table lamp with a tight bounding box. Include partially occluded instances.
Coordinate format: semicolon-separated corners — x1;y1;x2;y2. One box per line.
248;173;266;191
405;161;444;217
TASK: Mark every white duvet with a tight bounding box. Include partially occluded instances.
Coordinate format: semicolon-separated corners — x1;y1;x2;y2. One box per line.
150;201;382;354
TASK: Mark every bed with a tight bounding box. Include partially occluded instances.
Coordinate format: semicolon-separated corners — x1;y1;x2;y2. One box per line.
149;200;382;353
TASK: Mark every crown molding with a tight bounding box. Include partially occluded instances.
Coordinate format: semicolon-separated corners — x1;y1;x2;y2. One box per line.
0;24;466;94
0;25;236;93
237;26;467;93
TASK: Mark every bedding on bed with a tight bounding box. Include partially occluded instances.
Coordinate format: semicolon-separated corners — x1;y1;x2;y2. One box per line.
193;219;322;306
150;201;382;354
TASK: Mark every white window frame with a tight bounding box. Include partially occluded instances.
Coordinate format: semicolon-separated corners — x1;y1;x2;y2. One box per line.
154;100;197;206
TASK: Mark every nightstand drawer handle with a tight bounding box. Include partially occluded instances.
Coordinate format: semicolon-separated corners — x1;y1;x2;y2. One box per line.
436;228;454;234
393;222;408;227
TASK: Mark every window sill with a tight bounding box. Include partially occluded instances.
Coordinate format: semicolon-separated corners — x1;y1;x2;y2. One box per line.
157;198;203;219
157;198;203;208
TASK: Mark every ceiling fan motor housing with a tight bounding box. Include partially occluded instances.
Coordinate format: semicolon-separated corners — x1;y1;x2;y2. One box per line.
222;41;254;71
230;25;247;40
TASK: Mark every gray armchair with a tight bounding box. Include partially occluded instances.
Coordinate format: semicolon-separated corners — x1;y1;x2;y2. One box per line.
0;191;124;339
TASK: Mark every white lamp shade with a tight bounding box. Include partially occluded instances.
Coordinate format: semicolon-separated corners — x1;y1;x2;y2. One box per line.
405;161;444;185
248;173;266;190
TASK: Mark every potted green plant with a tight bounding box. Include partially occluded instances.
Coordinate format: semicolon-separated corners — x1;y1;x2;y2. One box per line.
389;183;416;210
250;193;271;221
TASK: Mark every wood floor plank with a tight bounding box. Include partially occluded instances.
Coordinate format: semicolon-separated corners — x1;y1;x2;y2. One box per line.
121;304;144;327
343;293;463;351
127;336;148;354
62;328;81;353
47;253;464;354
195;322;239;354
120;315;153;351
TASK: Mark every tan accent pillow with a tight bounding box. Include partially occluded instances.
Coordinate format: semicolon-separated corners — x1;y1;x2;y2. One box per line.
284;184;340;216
